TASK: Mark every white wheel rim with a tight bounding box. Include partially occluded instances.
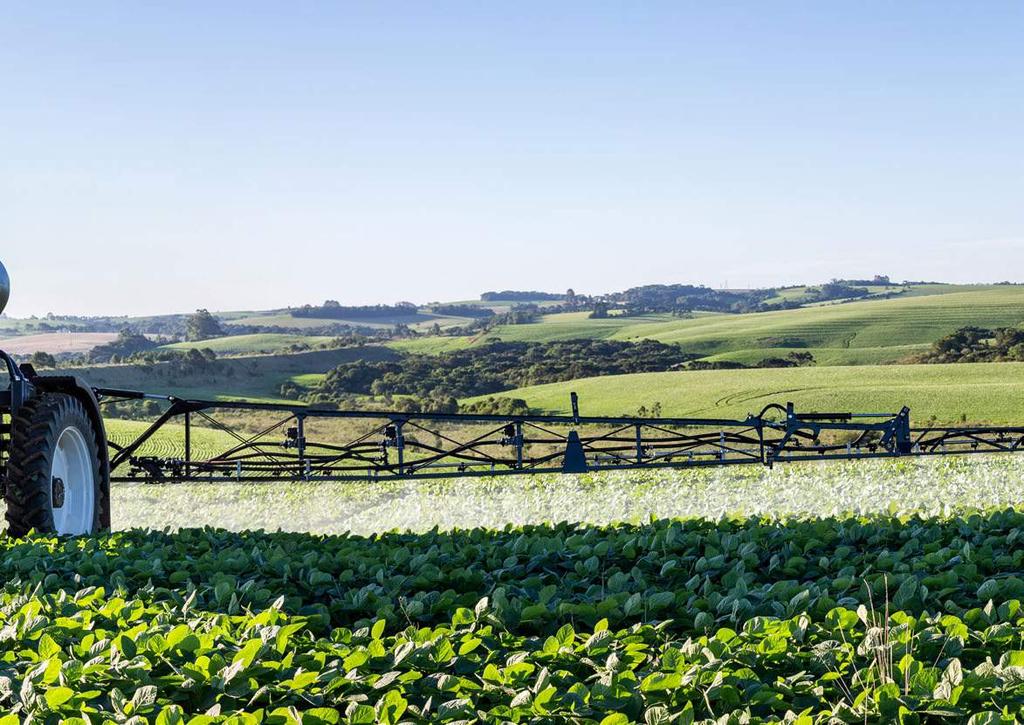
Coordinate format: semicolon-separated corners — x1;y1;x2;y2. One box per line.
50;426;96;535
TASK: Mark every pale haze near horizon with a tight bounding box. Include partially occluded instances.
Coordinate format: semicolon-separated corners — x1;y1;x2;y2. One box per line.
1;2;1021;317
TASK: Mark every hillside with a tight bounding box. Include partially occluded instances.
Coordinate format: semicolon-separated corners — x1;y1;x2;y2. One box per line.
10;284;1024;417
223;310;472;331
6;283;1022;366
163;333;335;355
479;285;1024;366
74;345;399;402
469;361;1024;425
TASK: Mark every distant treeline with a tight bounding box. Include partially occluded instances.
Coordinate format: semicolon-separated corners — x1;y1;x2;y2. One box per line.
583;276;899;315
299;339;696;405
492;304;543;325
226;323;388;337
605;284;774;314
806;282;870;301
837;275;892;286
915;327;1024;364
291;301;418;319
759;282;871;312
4;315;186;337
480;291;564;301
88;331;159;362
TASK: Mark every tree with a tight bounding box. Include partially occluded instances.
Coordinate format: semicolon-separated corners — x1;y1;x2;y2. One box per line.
30;351;57;369
185;309;224;342
786;351;815;366
88;329;157;363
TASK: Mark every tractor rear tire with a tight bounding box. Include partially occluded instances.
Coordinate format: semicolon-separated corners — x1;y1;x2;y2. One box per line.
5;393;108;537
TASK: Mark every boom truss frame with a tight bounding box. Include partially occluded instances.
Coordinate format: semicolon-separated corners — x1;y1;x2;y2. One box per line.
96;388;1024;484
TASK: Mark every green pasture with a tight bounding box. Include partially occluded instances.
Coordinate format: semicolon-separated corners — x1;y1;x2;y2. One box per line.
701;344;930;366
482;285;1024;365
760;283;893;305
760;283;963;306
105;418;239;463
289;372;326;388
77;345;399;402
163;333;335;355
384;335;477;355
440;298;566;311
470;360;1024;424
484;311;682;342
610;285;1024;354
225;311;472;331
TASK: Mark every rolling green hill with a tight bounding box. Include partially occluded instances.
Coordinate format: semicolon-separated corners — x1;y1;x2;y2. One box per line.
105;418;238;463
16;283;1024;421
482;285;1024;366
384;336;477;355
75;346;399;402
483;311;681;343
164;333;335;355
224;311;473;331
468;361;1024;425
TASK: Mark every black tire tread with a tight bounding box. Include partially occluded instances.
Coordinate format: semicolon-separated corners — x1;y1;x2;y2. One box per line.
5;393;107;537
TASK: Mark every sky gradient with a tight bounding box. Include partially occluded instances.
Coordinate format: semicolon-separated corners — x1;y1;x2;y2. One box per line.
2;2;1022;316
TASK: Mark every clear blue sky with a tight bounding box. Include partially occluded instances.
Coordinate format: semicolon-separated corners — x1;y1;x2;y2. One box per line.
2;2;1021;316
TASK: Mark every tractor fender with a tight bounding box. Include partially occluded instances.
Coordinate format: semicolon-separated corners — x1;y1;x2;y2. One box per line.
29;375;112;528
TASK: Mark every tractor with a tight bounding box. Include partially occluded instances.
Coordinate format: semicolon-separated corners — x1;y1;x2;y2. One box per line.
0;260;110;536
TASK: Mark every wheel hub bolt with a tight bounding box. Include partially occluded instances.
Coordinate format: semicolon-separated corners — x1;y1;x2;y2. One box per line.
51;477;65;508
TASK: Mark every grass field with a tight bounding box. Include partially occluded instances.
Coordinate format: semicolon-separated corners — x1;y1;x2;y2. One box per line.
700;344;930;366
761;283;898;305
614;286;1024;350
102;359;1024;467
483;285;1024;365
471;360;1024;424
225;311;474;331
78;345;399;402
442;298;566;309
105;418;240;461
384;335;477;354
288;372;327;388
175;286;1024;363
163;333;335;355
483;311;682;342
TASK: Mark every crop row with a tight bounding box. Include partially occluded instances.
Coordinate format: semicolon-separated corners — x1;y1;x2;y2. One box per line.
107;457;1024;535
3;509;1024;720
3;586;1024;723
